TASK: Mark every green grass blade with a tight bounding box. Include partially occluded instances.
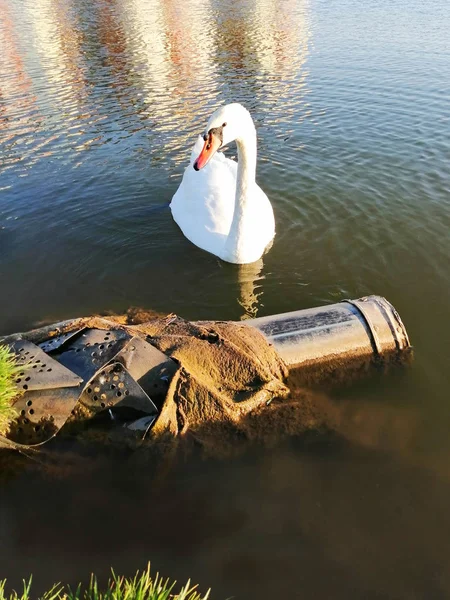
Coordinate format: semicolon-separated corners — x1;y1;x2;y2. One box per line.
0;564;211;600
0;345;24;435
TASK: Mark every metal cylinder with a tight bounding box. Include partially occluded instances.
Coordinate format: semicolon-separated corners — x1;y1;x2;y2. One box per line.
245;295;411;376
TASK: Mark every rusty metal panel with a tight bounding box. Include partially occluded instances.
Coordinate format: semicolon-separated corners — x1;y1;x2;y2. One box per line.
79;362;158;415
55;328;129;381
5;387;81;446
38;328;86;353
1;329;173;449
8;340;83;391
112;336;177;402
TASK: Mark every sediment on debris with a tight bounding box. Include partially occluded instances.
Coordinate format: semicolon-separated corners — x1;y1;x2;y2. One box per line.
1;312;303;450
0;296;412;453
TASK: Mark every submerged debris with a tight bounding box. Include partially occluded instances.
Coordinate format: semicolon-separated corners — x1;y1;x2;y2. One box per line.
0;314;290;450
0;296;412;453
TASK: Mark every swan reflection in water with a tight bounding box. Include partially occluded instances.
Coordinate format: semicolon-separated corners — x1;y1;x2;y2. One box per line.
237;257;265;320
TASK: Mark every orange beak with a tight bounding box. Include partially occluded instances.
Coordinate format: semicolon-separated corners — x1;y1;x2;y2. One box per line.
193;133;221;171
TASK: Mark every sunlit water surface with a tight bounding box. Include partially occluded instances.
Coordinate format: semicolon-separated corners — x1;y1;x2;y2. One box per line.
1;0;450;597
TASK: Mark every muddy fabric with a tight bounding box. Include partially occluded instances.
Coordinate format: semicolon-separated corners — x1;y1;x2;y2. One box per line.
130;317;290;438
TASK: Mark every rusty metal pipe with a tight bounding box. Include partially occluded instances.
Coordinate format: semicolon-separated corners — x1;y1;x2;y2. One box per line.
245;295;411;374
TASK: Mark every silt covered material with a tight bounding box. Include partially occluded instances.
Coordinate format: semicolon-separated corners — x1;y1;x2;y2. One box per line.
0;296;411;450
0;314;289;449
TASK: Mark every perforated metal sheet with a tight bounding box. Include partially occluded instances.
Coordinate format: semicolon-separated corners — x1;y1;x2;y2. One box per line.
8;340;83;391
55;328;129;381
38;328;86;353
79;362;158;415
6;387;81;446
2;329;170;447
112;336;177;403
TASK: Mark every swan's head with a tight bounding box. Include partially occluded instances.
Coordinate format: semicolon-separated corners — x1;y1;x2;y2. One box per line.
193;103;255;171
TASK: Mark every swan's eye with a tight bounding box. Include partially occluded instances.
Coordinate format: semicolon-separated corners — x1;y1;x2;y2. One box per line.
222;122;227;127
203;134;208;141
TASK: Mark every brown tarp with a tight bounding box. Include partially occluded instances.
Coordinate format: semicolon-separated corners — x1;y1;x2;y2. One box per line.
134;317;290;437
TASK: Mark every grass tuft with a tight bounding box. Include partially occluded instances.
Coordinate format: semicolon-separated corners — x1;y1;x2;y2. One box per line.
0;578;63;600
0;345;22;435
0;564;210;600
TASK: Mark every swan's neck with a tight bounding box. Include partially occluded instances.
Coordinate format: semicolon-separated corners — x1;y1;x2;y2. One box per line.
224;132;257;260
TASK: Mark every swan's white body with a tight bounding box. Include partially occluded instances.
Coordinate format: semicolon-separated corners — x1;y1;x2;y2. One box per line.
170;104;275;264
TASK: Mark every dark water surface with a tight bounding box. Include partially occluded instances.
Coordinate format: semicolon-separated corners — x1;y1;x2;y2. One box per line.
1;0;450;597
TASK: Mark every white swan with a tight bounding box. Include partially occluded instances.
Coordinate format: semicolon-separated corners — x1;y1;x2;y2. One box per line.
170;103;275;264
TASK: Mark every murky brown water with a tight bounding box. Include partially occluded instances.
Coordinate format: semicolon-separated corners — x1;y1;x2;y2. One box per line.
1;0;450;597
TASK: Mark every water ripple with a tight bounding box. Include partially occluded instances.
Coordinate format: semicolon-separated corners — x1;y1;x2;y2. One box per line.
0;0;449;393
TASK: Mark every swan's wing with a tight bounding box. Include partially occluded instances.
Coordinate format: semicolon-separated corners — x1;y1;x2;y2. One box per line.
171;137;237;252
220;183;275;264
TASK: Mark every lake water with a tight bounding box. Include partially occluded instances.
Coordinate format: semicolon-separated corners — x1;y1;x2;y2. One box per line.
1;0;450;597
